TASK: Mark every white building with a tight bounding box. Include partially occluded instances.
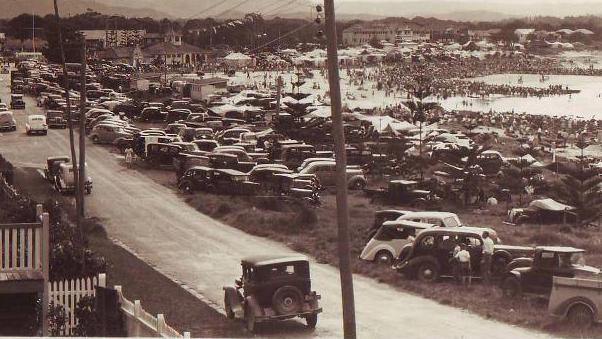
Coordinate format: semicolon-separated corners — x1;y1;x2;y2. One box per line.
80;29;146;48
190;77;228;101
514;28;535;44
342;24;430;46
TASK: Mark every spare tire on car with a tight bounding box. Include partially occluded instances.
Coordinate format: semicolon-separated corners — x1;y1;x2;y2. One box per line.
272;285;303;315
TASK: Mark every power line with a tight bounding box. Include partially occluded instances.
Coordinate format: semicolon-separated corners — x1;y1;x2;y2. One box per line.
248;19;316;53
184;0;231;19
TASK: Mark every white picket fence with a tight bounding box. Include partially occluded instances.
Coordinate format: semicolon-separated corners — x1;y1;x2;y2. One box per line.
48;273;106;336
115;285;189;338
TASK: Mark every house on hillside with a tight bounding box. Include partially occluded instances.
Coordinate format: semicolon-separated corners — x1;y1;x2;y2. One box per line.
514;28;535;44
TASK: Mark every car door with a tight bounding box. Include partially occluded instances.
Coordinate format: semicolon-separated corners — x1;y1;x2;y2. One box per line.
522;252;557;294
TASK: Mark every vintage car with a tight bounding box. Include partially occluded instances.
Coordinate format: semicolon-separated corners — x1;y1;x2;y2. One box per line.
548;276;602;327
44;156;70;184
298;160;367;190
89;124;132;144
46;110;67;129
10;94;25;109
25;115;48;135
508;198;577;226
209;152;255;173
501;247;600;298
144;143;182;167
248;165;293;193
278;144;316;170
0;111;17;131
223;255;322;332
56;162;93;194
366;210;412;239
395;227;533;281
365;179;440;207
177;166;212;193
360;220;434;264
139;107;166;122
203;168;259;195
193;139;219;152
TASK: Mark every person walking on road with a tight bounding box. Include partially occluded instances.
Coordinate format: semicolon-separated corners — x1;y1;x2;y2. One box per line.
125;147;134;169
481;231;495;284
455;243;471;288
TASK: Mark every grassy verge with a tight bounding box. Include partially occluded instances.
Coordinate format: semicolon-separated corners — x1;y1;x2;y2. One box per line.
181;189;601;337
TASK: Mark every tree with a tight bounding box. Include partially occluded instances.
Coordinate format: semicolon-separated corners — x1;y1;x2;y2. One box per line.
554;168;602;227
368;36;383;49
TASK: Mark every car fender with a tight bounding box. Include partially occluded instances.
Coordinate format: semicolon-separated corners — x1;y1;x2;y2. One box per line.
492;250;513;264
403;255;438;276
223;286;244;316
556;296;598;319
360;243;396;261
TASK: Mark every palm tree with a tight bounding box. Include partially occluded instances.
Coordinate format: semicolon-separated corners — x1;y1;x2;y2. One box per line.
554;168;602;227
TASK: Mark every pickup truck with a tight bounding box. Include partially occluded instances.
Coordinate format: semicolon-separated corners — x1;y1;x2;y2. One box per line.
549;276;602;327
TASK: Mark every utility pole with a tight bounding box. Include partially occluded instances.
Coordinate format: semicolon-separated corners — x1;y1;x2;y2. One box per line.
54;0;81;227
78;38;87;220
323;1;357;338
275;76;282;123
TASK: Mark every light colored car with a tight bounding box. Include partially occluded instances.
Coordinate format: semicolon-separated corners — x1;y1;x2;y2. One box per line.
0;111;17;131
298;160;367;189
297;157;335;172
395;211;462;228
0;103;8;111
360;220;434;263
25;115;48;135
89;124;132;144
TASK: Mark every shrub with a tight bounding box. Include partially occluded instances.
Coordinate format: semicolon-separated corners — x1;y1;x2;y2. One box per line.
214;203;232;217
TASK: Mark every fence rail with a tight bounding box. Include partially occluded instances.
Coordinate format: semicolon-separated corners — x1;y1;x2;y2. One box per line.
49;273;106;336
115;285;189;338
0;223;42;271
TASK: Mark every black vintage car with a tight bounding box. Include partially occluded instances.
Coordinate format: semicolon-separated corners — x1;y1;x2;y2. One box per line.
395;227;534;281
203;168;259;195
365;180;440;208
223;255;322;332
501;247;600;298
177;166;212;193
44;156;70;184
46;110;67;129
145;143;182;167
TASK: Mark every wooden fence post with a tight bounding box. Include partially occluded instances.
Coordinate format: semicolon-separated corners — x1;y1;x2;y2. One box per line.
41;212;50;337
157;314;165;335
184;331;191;338
134;300;141;337
98;273;106;288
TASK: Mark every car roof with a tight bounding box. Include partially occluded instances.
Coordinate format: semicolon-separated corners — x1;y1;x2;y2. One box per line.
28;115;45;119
419;227;489;236
188;166;212;171
47;156;70;161
398;211;458;219
390;179;419;185
536;246;584;253
212;168;246;176
382;220;435;229
242;254;309;267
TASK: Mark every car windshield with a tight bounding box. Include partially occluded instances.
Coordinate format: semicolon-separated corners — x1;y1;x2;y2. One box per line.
560;252;586;267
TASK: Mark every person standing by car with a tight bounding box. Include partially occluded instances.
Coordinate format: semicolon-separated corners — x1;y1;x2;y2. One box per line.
481;231;495;284
455;244;471;288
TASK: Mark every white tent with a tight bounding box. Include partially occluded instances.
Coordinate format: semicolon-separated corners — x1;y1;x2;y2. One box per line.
223;52;255;68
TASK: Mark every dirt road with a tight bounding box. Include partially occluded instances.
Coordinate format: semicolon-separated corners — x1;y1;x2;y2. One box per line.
0;73;546;338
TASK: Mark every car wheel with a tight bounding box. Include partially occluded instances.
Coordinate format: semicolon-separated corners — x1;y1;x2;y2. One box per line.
375;250;393;265
567;304;594;328
502;276;522;298
491;256;510;277
245;306;256;333
179;182;193;194
417;261;440;282
272;285;303;315
350;180;365;190
224;295;235;319
306;314;318;329
91;135;99;143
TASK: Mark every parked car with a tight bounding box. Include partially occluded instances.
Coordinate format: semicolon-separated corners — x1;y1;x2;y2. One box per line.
139;107;166;122
365;180;440;207
209;152;256;173
0;111;17;131
144;143;182;167
366;210;411;239
501;247;600;298
89;124;132;144
193;139;219;152
548;276;602;327
395;227;533;281
10;94;25;109
223;255;322;332
177;166;212;193
203;168;259;195
56;162;93;194
44;156;70;185
46;110;67;129
298;160;367;190
25;115;48;135
394;211;462;228
360;220;434;264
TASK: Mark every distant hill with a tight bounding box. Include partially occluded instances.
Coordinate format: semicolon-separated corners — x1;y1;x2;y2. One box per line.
0;0;170;19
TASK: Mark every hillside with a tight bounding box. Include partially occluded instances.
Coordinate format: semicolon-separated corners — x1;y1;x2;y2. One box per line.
0;0;170;19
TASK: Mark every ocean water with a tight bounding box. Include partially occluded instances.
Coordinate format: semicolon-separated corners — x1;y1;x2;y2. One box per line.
439;74;602;119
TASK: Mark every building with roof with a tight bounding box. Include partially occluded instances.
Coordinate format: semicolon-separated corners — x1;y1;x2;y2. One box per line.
80;29;146;50
342;24;430;46
189;77;228;101
514;28;535;44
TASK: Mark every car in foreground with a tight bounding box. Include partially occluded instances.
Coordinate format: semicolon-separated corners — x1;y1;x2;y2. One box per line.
548;276;602;327
25;115;48;135
501;247;600;298
46;110;67;129
223;255;322;332
395;227;533;281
